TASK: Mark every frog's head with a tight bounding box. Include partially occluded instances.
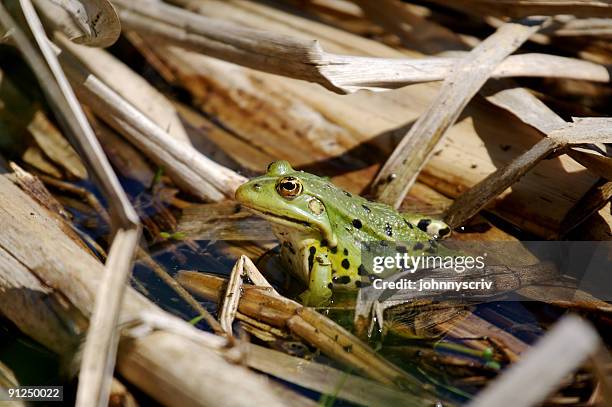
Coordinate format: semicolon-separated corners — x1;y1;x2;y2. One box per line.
235;161;338;247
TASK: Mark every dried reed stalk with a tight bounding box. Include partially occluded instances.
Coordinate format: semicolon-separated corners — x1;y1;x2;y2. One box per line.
56;48;247;201
32;0;120;46
445;86;612;229
56;34;191;144
111;0;608;94
468;315;603;407
78;227;140;407
371;17;549;208
425;0;612;18
219;256;244;335
560;181;612;236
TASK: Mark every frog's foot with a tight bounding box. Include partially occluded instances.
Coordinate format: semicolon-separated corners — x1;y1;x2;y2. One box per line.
299;288;332;307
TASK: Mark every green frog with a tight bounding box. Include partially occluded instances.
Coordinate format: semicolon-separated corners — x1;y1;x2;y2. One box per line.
235;161;451;306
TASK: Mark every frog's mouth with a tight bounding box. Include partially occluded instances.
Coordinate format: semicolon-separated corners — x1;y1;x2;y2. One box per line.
243;206;337;247
245;207;312;229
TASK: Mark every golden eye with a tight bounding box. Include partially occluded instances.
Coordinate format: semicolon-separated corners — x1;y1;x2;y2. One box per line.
276;177;302;199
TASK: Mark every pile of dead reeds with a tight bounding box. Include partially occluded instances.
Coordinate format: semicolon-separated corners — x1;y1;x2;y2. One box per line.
0;0;610;406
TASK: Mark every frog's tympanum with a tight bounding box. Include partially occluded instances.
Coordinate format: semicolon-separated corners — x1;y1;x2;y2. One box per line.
235;161;451;306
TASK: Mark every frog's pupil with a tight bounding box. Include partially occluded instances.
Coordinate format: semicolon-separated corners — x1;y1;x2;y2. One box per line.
277;177;302;198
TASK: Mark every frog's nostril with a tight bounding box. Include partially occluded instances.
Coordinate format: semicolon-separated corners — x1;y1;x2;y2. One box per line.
253;183;262;191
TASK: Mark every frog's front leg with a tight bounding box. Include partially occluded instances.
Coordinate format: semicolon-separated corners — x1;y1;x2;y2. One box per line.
299;252;333;307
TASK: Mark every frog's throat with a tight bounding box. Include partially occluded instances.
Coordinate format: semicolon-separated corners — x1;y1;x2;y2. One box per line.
246;208;337;247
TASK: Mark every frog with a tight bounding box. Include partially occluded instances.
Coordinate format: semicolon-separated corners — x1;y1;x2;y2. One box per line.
234;161;451;306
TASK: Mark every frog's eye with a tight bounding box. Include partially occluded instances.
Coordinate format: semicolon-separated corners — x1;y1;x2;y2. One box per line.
276;177;302;199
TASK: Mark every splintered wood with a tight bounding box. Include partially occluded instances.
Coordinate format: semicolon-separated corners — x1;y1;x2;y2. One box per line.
371;17;549;207
112;0;609;93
